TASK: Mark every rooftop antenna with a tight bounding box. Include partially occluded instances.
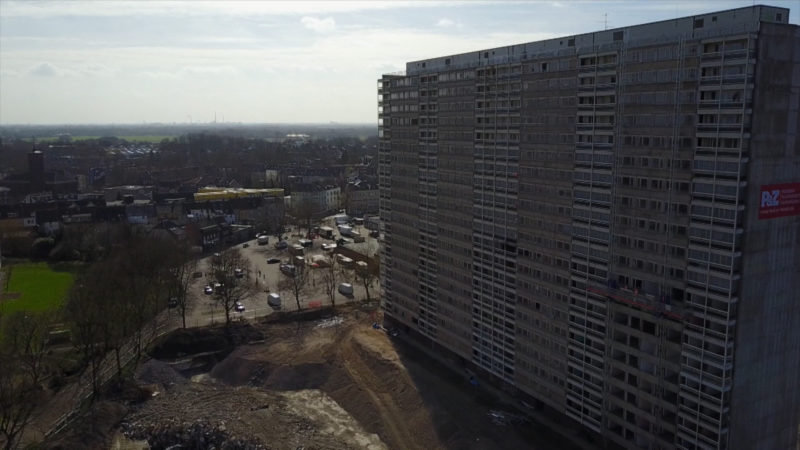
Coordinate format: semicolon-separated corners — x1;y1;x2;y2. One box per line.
599;13;611;31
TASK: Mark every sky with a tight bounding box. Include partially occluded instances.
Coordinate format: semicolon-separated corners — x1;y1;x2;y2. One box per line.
1;0;797;125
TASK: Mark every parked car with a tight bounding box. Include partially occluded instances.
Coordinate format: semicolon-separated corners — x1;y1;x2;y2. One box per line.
234;268;244;278
242;243;249;248
338;283;354;296
274;241;288;250
267;257;281;264
168;297;178;308
280;264;297;277
235;301;245;312
204;285;213;295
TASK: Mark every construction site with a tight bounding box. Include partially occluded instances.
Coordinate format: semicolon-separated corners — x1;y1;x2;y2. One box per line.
43;303;589;450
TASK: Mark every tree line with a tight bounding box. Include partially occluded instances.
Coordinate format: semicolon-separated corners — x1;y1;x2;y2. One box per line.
0;227;200;449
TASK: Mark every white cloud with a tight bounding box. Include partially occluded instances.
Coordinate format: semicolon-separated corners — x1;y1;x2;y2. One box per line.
301;16;336;33
0;1;453;18
29;62;59;77
436;18;456;27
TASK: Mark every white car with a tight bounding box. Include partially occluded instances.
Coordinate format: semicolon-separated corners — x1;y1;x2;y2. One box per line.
235;301;245;312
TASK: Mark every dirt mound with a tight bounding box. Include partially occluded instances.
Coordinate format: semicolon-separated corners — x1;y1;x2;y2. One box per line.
123;419;267;450
114;307;582;450
135;359;186;387
208;353;266;385
263;363;331;390
326;326;441;450
123;382;380;450
149;327;233;360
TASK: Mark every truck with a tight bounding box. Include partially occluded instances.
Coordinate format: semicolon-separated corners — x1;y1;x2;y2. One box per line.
257;235;269;245
268;293;282;309
288;244;304;256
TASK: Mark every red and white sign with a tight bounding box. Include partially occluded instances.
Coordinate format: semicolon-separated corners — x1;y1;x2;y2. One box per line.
759;182;800;219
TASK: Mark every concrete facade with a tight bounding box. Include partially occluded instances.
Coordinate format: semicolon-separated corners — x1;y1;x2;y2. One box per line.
379;6;799;450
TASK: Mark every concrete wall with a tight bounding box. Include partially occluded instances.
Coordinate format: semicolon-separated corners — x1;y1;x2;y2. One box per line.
730;22;800;450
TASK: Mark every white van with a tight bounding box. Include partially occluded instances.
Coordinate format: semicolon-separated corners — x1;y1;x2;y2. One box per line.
268;293;282;309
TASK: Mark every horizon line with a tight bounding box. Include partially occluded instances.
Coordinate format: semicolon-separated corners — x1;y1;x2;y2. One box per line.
0;122;378;127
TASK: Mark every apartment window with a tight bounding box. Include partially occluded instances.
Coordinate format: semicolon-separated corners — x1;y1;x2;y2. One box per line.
701;90;719;101
694;18;704;29
701;66;720;77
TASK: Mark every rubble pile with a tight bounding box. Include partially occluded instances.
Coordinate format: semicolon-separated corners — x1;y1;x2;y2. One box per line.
122;419;267;450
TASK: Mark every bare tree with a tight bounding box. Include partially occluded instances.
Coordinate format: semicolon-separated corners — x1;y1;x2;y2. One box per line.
0;312;45;450
279;263;309;312
0;353;40;450
0;311;53;386
356;260;378;302
165;241;199;329
291;199;317;237
117;236;171;360
321;254;339;308
65;274;106;397
209;248;254;328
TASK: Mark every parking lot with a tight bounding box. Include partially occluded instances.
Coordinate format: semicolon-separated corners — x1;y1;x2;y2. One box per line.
177;225;379;327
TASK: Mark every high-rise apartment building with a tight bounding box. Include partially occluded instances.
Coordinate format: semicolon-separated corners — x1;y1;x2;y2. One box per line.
378;6;799;449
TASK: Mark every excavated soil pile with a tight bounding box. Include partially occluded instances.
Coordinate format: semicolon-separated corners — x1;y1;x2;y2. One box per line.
135;359;187;388
209;315;466;450
120;308;574;450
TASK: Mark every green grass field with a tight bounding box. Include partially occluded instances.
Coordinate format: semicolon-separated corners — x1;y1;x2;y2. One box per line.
1;263;74;313
116;135;173;143
21;135;173;143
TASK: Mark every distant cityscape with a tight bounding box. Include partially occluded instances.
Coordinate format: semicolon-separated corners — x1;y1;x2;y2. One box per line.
0;123;379;256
